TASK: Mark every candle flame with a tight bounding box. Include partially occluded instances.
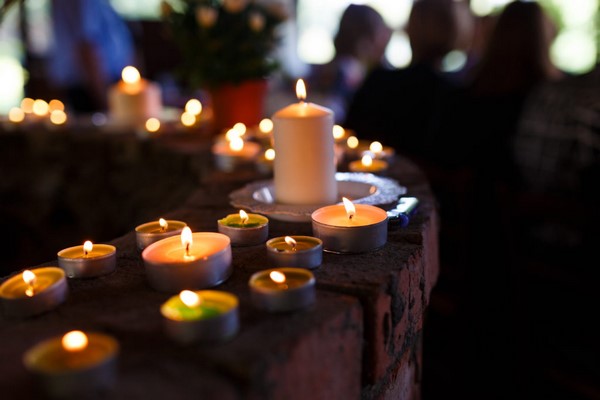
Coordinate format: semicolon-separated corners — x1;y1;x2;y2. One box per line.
342;197;356;220
259;118;273;133
145;117;160;132
361;154;373;167
232;122;247;136
239;210;249;224
264;148;275;161
296;79;307;102
8;107;25;123
347;136;359;149
180;290;201;307
83;240;93;256
229;136;244;152
180;111;196;127
181;227;193;257
62;331;88;352
270;270;286;284
23;269;36;297
122;66;141;84
185;98;202;115
284;236;297;250
369;141;383;154
159;218;168;232
32;99;49;116
332;125;345;140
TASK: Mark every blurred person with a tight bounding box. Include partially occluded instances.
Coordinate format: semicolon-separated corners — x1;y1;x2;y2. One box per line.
46;0;135;113
343;0;460;160
308;3;392;123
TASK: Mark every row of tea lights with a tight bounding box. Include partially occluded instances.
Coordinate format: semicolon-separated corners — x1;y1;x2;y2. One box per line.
0;196;390;398
210;118;395;174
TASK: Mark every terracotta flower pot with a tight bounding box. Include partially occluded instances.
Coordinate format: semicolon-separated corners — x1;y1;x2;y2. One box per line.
209;79;268;134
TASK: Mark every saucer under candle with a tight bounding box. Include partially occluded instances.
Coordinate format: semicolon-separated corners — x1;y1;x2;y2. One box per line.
161;290;239;344
0;267;68;319
142;228;232;293
311;197;388;253
217;210;269;246
265;235;323;269
249;267;316;313
57;241;117;278
23;330;119;399
135;218;187;251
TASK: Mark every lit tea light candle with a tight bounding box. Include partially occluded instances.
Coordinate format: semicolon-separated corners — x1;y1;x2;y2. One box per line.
57;241;117;278
256;147;275;174
211;136;261;172
8;107;25;124
368;140;395;159
141;227;232;292
161;290;239;344
185;98;202;116
108;66;163;126
23;330;119;399
311;197;388;253
265;235;323;269
332;124;347;143
135;218;187;251
217;210;269;246
348;153;388;173
272;79;337;205
0;267;68;318
249;267;316;312
145;117;161;133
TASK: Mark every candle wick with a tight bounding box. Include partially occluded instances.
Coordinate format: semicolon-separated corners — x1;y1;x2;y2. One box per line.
349;215;354;221
25;285;35;297
83;250;88;257
185;243;190;257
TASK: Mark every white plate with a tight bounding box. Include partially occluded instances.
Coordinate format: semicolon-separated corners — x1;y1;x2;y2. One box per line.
229;172;407;222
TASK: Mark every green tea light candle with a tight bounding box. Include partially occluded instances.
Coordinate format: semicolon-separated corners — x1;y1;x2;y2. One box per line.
217;210;269;246
161;290;239;344
23;330;119;399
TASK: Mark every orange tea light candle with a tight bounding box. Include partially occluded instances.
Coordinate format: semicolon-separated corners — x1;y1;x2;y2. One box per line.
57;241;116;278
142;227;232;293
135;218;187;251
249;267;316;312
161;290;239;344
311;197;388;253
217;210;269;246
23;330;119;399
0;267;68;318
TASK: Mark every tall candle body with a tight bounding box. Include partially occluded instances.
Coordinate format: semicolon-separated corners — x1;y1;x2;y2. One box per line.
272;102;337;205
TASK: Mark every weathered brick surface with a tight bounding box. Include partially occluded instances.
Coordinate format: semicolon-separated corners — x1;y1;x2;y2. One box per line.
0;131;439;399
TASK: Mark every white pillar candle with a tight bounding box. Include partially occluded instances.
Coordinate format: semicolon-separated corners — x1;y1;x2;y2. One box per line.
272;79;337;205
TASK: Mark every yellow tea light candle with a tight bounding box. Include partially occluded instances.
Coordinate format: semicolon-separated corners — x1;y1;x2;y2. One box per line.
311;197;388;253
135;218;187;251
142;228;232;293
265;235;323;269
211;137;261;172
272;79;337;205
161;290;239;344
0;267;68;319
217;210;269;246
348;153;389;173
23;330;119;399
249;267;316;312
57;241;116;278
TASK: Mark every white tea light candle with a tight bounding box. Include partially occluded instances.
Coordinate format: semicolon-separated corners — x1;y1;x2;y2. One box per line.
265;235;323;269
57;241;117;278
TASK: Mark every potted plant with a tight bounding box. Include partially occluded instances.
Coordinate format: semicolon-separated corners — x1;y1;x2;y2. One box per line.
162;0;287;132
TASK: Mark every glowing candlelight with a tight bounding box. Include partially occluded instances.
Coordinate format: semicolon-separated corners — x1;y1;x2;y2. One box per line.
180;290;201;308
8;107;25;123
264;148;275;161
159;218;168;232
32;99;49;117
180;111;196;127
48;99;65;112
269;270;288;289
181;227;193;258
362;154;373;167
342;197;356;221
185;99;202;115
259;118;273;134
284;236;297;251
232;122;247;136
249;267;316;312
332;124;345;140
62;331;88;352
121;66;141;85
22;270;36;297
21;98;34;114
239;210;249;225
229;136;244;152
83;241;93;257
347;136;359;149
296;79;307;101
369;141;383;154
145;117;160;133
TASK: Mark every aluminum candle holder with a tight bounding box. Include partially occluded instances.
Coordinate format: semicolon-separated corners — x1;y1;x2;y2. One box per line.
0;267;68;319
135;219;187;251
249;267;316;313
265;236;323;269
57;243;117;278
